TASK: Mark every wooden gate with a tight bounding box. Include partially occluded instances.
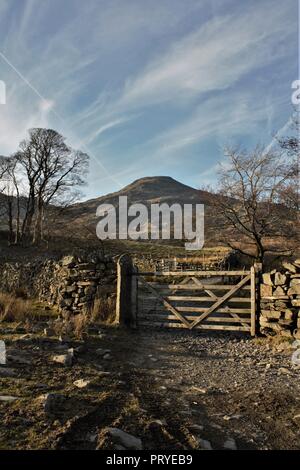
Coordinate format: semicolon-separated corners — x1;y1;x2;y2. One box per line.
116;255;258;336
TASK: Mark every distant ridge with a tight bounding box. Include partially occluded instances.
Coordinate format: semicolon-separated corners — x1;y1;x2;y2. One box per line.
69;175;213;216
58;175;219;245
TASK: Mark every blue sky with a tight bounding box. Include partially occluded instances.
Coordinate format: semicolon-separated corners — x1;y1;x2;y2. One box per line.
0;0;298;199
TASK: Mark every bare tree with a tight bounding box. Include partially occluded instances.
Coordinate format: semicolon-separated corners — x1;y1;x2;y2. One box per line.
15;128;89;244
0;155;22;244
0;156;11;241
214;146;298;265
276;113;299;211
278;113;300;158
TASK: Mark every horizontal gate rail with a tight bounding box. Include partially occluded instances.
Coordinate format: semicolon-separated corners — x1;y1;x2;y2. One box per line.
139;305;251;314
145;283;251;291
139;314;251;323
157;295;250;302
133;270;251;276
138;322;251;332
139;295;251;303
116;254;259;336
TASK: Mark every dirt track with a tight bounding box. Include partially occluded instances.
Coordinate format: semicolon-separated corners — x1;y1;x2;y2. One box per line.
1;325;300;450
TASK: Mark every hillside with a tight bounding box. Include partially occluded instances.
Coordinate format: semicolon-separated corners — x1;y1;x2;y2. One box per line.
67;176;213;218
0;176;223;261
61;176;216;237
50;176;222;254
1;175;295;263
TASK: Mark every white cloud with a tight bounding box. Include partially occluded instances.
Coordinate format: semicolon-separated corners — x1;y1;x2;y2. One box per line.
73;0;295;150
114;1;294;109
84;117;133;145
0;99;52;155
0;0;296;197
113;89;288;183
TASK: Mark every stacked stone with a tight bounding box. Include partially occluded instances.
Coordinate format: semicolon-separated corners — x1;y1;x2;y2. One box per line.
132;255;158;272
0;253;117;316
0;259;57;297
47;255;116;315
260;260;300;338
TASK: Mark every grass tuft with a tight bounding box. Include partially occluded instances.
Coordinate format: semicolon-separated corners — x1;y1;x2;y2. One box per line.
0;292;32;322
90;297;116;323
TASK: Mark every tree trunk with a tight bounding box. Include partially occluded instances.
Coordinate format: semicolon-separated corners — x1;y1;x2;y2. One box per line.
7;197;14;245
255;243;265;267
21;190;35;242
33;199;44;244
14;193;20;244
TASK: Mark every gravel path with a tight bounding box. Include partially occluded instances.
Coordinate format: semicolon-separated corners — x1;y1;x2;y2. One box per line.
107;328;300;450
1;325;300;450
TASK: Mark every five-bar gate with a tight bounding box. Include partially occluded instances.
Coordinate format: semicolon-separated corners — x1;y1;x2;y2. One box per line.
116;255;258;336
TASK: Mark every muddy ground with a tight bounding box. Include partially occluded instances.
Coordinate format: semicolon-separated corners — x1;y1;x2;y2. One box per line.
0;323;300;450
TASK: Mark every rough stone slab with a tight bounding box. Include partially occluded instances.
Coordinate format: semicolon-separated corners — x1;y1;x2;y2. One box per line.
64;286;77;293
284;309;295;321
0;367;17;378
198;438;212;450
262;273;273;286
52;351;73;366
274;273;287;286
293;329;300;339
280;330;293;338
77;281;97;286
105;428;142;450
273;286;286;297
41;393;66;413
260;285;273;297
283;262;297;273
260;311;281;320
61;256;76;267
223;438;237;450
0;395;19;402
7;352;31;365
73;379;91;389
288;285;300;296
77;263;96;269
262;296;289;301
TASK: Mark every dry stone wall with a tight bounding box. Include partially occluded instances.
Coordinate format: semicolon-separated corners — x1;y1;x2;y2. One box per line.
1;251;300;338
260;260;300;339
0;253;116;316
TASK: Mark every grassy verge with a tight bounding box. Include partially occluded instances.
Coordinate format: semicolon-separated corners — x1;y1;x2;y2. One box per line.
0;292;58;323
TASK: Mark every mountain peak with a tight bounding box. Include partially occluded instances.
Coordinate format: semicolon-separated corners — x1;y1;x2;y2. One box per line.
120;176;197;197
130;176;179;185
69;175;214;216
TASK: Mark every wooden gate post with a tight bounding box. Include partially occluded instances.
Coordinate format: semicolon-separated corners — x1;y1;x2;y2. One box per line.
254;262;262;336
251;263;262;336
250;266;256;336
115;254;137;327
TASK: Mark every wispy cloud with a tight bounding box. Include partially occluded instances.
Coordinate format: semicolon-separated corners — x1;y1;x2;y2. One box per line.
0;0;297;197
84;116;135;145
112;90;284;179
103;1;295;111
